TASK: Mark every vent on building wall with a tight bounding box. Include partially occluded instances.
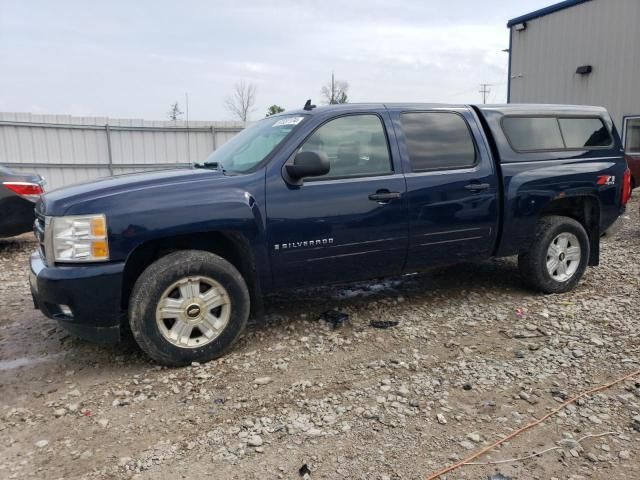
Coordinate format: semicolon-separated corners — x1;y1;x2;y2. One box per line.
576;65;592;75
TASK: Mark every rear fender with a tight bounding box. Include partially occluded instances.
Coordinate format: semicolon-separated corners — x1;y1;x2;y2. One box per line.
496;159;619;263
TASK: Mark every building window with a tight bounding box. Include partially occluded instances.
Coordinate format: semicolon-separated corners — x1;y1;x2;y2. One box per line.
624;117;640;155
502;116;612;152
400;112;476;171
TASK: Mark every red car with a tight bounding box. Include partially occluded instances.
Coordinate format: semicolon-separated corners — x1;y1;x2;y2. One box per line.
624;117;640;189
0;165;45;237
627;154;640;189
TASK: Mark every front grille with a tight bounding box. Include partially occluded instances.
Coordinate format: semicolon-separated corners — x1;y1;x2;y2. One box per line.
34;213;46;261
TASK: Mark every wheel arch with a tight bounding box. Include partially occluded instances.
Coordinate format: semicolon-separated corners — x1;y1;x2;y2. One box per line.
121;231;263;319
537;194;601;266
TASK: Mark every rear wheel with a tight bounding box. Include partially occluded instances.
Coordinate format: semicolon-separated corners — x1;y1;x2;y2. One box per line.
518;215;590;294
129;250;249;366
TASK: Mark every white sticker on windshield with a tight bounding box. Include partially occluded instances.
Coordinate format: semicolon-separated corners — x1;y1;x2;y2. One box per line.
272;117;304;127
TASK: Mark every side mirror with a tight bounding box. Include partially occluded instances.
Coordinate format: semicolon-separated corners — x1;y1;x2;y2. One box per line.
285;151;330;183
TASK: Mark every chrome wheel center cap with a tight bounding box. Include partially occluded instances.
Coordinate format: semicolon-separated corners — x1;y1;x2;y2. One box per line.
185;303;201;319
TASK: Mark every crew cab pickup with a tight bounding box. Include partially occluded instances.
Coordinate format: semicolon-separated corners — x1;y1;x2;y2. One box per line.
30;103;631;365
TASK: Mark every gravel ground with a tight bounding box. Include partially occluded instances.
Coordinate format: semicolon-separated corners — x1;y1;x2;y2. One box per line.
1;199;639;480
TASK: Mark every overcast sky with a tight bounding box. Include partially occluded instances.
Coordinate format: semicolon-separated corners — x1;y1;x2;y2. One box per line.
1;0;551;121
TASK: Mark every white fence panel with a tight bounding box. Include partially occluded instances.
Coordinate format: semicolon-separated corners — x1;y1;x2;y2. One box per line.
0;112;245;190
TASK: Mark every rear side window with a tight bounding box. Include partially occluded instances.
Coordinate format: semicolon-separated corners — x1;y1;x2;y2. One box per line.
502;116;612;152
400;112;476;171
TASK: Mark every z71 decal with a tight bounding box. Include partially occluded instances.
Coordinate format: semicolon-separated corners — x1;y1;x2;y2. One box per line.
597;175;615;186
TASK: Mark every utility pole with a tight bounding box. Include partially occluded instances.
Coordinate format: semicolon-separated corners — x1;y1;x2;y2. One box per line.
331;72;336;104
479;83;491;104
185;92;191;166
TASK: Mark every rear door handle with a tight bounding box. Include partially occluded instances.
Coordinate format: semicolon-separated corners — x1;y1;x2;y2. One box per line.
368;190;401;202
464;183;490;192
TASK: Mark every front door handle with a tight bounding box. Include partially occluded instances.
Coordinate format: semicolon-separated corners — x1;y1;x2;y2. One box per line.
464;183;490;192
368;190;401;203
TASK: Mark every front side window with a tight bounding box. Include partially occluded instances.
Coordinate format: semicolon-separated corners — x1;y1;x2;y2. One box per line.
625;117;640;154
297;114;392;179
400;112;476;171
204;114;307;173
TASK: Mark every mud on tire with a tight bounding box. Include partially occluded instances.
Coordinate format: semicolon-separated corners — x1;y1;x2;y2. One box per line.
128;250;250;366
518;215;590;294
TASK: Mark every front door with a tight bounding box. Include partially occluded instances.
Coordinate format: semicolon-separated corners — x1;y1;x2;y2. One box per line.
267;112;408;288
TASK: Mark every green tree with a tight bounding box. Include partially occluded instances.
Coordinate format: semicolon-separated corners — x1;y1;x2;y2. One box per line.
266;105;285;117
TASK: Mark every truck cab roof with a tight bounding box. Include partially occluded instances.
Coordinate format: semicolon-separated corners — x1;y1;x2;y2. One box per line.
282;102;610;117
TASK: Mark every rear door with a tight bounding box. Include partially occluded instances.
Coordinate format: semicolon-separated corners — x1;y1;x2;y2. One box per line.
266;110;408;288
390;107;499;271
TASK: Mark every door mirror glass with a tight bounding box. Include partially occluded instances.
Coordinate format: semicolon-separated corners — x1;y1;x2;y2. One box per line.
285;151;330;183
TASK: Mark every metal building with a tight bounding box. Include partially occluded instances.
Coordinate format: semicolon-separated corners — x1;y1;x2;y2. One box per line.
507;0;640;158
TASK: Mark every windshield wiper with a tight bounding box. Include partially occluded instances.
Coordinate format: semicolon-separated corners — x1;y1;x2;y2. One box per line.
194;161;226;174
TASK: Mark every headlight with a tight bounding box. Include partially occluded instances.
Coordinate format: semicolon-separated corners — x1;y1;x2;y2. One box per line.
48;214;109;262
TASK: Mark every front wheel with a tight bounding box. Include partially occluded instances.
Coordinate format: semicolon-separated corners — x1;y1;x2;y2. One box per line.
129;250;250;366
518;215;590;294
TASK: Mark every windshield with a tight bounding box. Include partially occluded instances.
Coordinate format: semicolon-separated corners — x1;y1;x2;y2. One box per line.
203;114;307;173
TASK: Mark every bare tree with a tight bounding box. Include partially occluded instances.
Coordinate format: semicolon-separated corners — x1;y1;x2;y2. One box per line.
168;102;184;121
224;81;257;121
321;73;349;104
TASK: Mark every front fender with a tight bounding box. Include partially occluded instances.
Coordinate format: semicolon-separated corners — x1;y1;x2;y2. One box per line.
64;171;267;266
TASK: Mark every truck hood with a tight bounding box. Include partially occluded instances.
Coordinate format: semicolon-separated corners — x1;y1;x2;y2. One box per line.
37;168;225;216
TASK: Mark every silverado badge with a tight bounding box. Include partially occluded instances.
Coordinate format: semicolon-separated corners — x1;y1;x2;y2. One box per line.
274;238;334;250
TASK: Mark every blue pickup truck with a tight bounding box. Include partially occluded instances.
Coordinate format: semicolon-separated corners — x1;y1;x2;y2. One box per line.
30;103;631;365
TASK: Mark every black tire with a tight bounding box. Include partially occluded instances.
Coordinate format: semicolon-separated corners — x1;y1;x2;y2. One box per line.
129;250;250;366
518;215;590;294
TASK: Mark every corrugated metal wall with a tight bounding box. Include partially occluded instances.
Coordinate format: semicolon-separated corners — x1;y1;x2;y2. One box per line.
0;112;245;190
509;0;640;131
